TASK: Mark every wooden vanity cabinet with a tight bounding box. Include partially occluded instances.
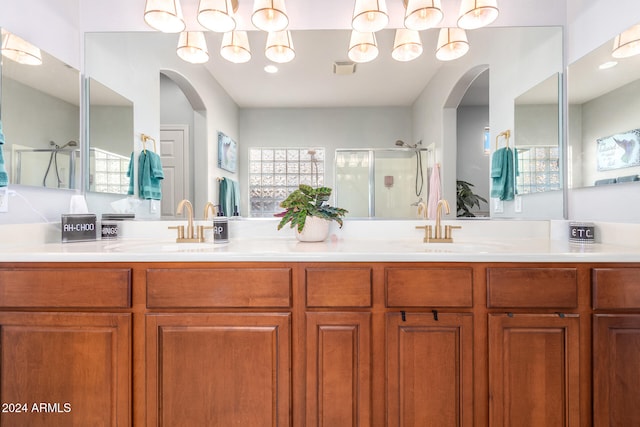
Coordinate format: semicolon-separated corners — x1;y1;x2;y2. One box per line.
0;267;132;427
592;268;640;427
145;267;293;427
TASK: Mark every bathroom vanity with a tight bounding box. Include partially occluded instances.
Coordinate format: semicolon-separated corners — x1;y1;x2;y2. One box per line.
0;227;639;426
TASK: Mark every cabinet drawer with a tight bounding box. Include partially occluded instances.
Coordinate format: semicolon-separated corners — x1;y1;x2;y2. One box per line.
306;268;372;307
487;267;578;308
386;268;473;307
0;268;131;308
147;268;291;308
593;268;640;309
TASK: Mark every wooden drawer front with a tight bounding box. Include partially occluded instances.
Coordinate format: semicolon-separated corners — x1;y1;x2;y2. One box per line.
386;268;473;308
147;268;291;308
593;268;640;309
0;268;131;308
487;267;578;308
306;268;372;307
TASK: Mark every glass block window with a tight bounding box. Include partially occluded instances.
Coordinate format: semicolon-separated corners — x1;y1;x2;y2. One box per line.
249;147;325;217
516;146;560;194
90;148;130;194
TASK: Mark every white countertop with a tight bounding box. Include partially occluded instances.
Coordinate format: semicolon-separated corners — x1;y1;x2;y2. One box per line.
1;219;639;263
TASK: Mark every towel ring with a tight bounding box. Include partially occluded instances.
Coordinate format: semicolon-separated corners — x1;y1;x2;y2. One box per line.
495;129;511;150
141;134;157;153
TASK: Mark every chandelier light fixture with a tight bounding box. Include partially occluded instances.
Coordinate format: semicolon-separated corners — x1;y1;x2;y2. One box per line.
404;0;443;31
197;0;238;33
348;30;379;63
0;29;42;65
144;0;186;33
612;24;640;59
265;30;295;63
252;0;289;33
435;27;469;61
352;0;389;33
457;0;499;30
221;31;252;63
176;31;210;64
392;28;423;62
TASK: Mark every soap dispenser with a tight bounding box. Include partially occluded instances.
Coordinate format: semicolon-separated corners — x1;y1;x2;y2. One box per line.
214;205;229;243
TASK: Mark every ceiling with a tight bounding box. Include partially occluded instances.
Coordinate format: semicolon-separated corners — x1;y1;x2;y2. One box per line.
74;0;565;108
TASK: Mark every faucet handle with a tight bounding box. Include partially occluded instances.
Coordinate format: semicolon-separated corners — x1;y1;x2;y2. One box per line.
197;224;213;242
444;225;462;240
168;225;185;241
415;225;433;243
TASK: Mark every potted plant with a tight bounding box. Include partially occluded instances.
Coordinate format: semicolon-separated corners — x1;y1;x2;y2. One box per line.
276;184;348;242
456;180;488;217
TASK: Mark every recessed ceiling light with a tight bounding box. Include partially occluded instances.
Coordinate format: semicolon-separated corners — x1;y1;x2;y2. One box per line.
599;61;618;70
264;64;278;73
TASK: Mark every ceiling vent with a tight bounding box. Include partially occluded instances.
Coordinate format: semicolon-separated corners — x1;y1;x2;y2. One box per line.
333;61;356;75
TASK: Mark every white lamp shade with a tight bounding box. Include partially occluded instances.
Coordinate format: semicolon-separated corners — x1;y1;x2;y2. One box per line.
457;0;499;30
348;31;379;63
252;0;289;32
404;0;443;31
221;31;252;63
265;30;295;63
1;30;42;65
144;0;186;33
612;24;640;59
392;29;423;62
352;0;389;33
197;0;236;33
177;32;210;64
436;28;469;61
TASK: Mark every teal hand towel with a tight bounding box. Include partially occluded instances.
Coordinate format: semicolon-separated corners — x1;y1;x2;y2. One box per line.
219;178;230;216
126;152;134;195
138;151;164;200
490;147;515;201
232;179;240;215
0;121;8;187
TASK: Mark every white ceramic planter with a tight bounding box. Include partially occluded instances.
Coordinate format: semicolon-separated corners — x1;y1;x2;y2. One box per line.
295;216;330;242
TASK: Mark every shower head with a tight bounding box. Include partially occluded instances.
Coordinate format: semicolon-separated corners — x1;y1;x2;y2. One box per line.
395;140;418;149
59;140;78;149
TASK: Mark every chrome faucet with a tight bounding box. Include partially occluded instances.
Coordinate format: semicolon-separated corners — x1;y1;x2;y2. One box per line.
169;199;202;243
415;199;461;243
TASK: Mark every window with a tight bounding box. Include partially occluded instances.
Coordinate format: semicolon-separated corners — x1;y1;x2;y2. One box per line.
249;147;325;217
516;146;560;194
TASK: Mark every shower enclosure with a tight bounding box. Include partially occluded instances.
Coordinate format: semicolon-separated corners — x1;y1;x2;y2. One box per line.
335;148;432;218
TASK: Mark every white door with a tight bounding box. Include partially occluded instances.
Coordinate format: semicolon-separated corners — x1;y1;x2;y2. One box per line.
160;125;190;218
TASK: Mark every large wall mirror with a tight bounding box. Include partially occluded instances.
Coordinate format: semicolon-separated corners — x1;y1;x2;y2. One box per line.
568;22;640;189
87;78;134;194
1;28;80;189
514;73;561;195
84;26;563;220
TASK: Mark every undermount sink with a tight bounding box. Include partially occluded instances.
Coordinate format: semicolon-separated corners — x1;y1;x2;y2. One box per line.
402;241;514;253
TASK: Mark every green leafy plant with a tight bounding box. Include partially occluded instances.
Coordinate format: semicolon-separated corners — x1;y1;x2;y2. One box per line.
276;184;348;232
456;180;488;217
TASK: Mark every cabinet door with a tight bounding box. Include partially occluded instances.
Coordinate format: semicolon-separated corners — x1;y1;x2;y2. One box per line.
306;312;371;427
146;313;291;427
0;312;131;427
593;314;640;427
488;313;580;427
386;312;473;427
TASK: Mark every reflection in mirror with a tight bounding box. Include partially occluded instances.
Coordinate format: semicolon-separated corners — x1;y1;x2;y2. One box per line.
1;28;80;189
84;26;563;219
568;22;640;188
514;73;561;194
87;78;134;194
335;147;431;218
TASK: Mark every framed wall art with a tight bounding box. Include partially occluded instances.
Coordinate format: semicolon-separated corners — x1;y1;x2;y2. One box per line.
217;131;237;173
596;128;640;171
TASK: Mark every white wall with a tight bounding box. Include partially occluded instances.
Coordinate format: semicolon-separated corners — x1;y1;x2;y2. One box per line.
567;0;640;222
239;107;412;216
